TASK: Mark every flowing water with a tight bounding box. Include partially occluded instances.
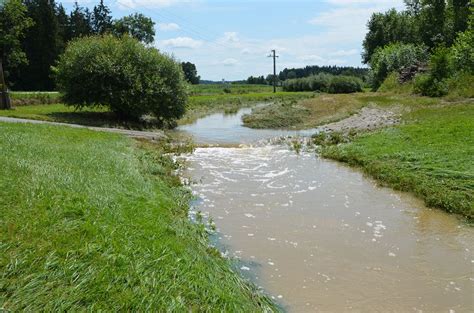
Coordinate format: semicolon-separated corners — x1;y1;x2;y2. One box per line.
177;108;474;312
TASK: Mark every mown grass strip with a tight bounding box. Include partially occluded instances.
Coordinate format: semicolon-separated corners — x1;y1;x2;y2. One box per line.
0;122;275;311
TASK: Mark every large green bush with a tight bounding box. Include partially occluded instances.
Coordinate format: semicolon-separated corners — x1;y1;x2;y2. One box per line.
328;75;363;94
369;43;428;90
54;35;187;123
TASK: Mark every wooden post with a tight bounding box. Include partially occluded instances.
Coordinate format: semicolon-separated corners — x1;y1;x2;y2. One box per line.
0;59;11;110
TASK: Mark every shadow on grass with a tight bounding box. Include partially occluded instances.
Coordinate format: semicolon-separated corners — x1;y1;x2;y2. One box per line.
46;111;165;130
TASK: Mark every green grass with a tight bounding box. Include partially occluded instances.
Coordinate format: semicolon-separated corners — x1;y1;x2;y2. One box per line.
10;92;61;106
322;103;474;219
181;91;313;125
0;122;275;311
189;84;276;95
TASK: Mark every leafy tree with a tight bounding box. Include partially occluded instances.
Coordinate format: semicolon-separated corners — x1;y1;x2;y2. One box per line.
113;13;155;44
55;3;69;49
69;2;92;39
419;0;447;48
181;61;200;84
278;65;368;81
0;0;34;83
54;35;187;123
450;26;474;73
13;0;62;90
92;0;112;35
362;9;418;63
369;43;429;89
246;75;266;84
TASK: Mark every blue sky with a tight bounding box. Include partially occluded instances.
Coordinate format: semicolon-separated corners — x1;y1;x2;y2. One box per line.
61;0;404;80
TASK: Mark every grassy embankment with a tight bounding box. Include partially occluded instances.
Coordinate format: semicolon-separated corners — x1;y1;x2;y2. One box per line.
0;122;275;311
2;86;312;128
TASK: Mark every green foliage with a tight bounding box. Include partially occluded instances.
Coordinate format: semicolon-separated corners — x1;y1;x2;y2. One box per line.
322;104;474;218
450;28;474;73
0;122;276;310
0;0;34;83
278;65;368;81
369;43;428;90
445;72;474;98
113;13;155;44
362;9;419;63
413;73;448;97
429;46;454;80
91;0;112;35
378;72;414;94
282;73;362;93
247;75;267;85
54;35;187;123
181;62;200;84
282;73;332;92
328;75;363;94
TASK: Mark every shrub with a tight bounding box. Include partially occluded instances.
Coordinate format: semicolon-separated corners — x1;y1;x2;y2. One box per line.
378;72;413;94
54;35;187;123
429;46;453;81
413;73;448;97
446;72;474;98
369;43;428;90
450;28;474;73
328;76;363;94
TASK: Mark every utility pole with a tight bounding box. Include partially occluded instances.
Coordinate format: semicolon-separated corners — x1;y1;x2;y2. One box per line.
267;50;279;93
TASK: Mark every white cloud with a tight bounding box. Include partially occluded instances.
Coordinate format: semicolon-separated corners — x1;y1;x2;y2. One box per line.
221;32;239;43
241;48;251;55
157;23;180;31
300;55;325;62
222;58;238;66
332;49;359;56
160;37;203;49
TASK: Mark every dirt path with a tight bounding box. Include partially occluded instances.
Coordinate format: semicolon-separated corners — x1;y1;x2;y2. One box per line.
320;106;400;132
0;116;166;140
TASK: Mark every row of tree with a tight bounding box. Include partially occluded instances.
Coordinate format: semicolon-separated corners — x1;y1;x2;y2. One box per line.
1;0;156;91
278;65;369;81
246;66;368;86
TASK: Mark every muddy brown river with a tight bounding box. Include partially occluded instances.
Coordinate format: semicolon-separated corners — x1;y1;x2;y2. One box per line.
178;108;473;312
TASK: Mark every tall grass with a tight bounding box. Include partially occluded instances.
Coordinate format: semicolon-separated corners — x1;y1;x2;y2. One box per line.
0;122;275;311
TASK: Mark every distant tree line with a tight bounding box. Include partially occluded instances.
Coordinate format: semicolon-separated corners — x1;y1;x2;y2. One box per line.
278;65;369;81
246;66;369;86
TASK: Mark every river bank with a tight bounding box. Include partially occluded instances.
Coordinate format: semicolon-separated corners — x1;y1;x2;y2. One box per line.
0;122;275;311
241;92;473;219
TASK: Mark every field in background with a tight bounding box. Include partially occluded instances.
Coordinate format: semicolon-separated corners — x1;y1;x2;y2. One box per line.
189;84;277;95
